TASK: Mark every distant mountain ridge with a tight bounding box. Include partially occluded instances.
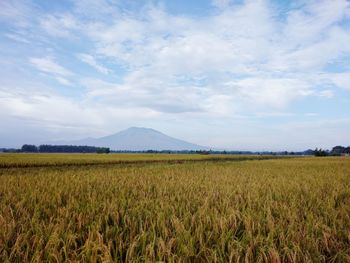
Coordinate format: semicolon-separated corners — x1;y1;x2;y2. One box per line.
54;127;209;151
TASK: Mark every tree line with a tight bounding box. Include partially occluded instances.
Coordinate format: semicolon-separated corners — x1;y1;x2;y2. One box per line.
313;145;350;156
21;144;110;154
0;145;348;156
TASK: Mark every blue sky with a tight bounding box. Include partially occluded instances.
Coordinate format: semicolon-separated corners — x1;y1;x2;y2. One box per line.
1;0;350;151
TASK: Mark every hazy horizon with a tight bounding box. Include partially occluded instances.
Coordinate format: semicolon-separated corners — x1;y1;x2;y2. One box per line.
1;0;350;151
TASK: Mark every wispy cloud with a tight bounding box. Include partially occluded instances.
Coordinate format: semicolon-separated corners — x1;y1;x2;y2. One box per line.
29;57;73;86
0;0;35;27
328;73;350;90
4;33;31;44
77;54;110;74
72;0;350;112
39;14;79;38
29;57;73;77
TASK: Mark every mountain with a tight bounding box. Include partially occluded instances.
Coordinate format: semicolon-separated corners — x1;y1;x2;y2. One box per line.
55;127;209;151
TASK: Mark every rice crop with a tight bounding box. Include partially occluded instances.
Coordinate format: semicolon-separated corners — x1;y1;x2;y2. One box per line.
0;155;349;262
0;153;280;168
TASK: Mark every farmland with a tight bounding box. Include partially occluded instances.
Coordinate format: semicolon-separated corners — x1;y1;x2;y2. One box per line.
0;155;350;262
0;153;279;168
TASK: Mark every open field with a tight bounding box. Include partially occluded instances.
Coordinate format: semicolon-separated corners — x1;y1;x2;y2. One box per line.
0;153;281;168
1;155;350;262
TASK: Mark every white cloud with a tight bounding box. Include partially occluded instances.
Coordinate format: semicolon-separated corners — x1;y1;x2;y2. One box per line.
80;76;207;114
39;14;79;37
0;85;159;136
0;0;35;28
318;90;334;98
0;93;100;129
328;73;350;90
211;0;232;9
5;33;30;43
74;0;349;114
72;0;120;18
55;76;73;86
77;53;110;74
30;57;73;76
226;77;312;108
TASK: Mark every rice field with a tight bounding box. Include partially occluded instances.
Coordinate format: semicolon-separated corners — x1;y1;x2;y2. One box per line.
0;153;277;168
0;155;350;262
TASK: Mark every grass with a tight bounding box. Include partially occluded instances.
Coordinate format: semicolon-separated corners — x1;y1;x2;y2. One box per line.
0;153;281;168
0;155;350;262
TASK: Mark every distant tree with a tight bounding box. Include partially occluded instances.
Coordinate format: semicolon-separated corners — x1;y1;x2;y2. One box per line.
1;148;20;153
345;147;350;154
314;148;328;157
38;145;110;153
331;146;345;156
21;144;38;152
96;147;110;154
303;149;315;155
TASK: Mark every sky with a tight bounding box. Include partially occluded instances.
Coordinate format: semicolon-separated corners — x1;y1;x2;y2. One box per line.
0;0;350;151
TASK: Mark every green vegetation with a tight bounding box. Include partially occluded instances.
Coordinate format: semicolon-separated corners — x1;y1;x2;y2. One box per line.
21;144;111;154
1;155;350;262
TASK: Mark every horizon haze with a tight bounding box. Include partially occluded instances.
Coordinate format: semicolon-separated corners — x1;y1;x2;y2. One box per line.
51;127;210;151
1;0;350;151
